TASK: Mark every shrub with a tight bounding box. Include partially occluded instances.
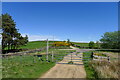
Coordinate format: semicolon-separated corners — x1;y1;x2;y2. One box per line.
52;42;70;47
89;41;95;49
94;53;107;57
68;61;74;64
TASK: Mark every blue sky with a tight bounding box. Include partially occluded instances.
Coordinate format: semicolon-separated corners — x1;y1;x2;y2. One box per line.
2;0;120;2
2;2;118;42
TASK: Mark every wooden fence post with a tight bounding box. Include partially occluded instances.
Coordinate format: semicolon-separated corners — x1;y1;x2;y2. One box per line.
91;52;94;60
100;56;102;61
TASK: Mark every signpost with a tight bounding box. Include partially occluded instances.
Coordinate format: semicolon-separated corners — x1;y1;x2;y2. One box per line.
71;52;72;62
52;36;54;62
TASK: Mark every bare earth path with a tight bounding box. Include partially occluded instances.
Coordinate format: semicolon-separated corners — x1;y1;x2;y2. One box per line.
39;47;94;78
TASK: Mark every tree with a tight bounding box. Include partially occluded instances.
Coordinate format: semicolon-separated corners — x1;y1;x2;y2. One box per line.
100;31;119;49
24;35;29;44
89;41;95;49
63;40;66;42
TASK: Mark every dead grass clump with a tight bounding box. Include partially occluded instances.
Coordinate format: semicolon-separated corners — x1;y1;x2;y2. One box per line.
90;60;119;78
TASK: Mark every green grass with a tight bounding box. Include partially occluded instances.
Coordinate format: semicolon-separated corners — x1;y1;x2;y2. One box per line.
94;52;107;57
72;42;89;47
0;58;1;79
4;41;74;51
2;55;54;78
2;49;74;78
68;61;74;64
83;51;98;79
72;42;98;49
20;40;71;50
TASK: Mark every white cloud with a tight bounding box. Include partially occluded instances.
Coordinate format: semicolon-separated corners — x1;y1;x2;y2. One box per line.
0;35;1;45
0;33;60;45
21;33;60;41
71;40;89;43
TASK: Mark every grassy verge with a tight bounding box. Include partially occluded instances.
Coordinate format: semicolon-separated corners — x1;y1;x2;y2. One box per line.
72;42;89;47
90;60;119;78
2;55;55;79
2;49;74;79
5;41;59;50
18;41;72;50
83;51;98;79
4;41;71;52
54;46;72;49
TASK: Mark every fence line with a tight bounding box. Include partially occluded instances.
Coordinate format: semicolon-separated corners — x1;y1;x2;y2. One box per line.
2;46;54;58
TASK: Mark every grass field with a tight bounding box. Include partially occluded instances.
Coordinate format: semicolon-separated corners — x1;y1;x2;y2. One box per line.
72;42;89;47
2;49;75;78
83;51;98;79
72;42;99;49
19;41;55;50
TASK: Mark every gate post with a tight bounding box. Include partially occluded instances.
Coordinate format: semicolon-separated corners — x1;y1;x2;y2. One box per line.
91;52;94;60
107;56;110;63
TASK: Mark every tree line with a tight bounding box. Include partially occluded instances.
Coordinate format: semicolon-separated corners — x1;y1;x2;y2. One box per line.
100;31;119;49
0;13;119;54
1;13;28;53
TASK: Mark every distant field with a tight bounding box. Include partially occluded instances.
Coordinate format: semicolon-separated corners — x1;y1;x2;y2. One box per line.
83;51;119;78
4;41;71;53
72;42;97;48
19;41;58;50
72;42;89;47
2;49;75;78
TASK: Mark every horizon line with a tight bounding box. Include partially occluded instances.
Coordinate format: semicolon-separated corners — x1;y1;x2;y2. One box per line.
1;0;120;2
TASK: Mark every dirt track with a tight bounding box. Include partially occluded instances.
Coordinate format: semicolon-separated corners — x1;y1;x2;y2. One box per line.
40;64;86;78
39;47;94;78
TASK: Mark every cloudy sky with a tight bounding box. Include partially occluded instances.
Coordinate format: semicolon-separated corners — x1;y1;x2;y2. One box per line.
1;0;120;2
